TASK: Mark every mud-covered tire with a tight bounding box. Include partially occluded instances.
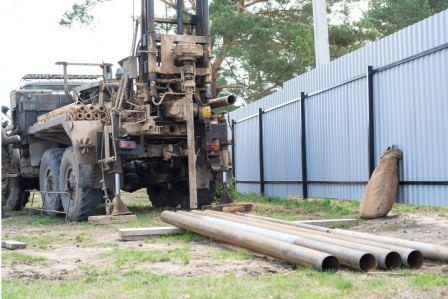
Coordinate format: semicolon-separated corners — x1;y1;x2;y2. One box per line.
3;177;30;211
59;147;101;221
147;184;181;208
39;148;65;215
180;182;216;209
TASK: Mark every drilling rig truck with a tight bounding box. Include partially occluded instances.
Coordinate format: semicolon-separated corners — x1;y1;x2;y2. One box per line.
2;0;234;220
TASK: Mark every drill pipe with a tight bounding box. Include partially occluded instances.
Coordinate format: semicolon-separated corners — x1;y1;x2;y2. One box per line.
180;211;375;272
161;211;339;271
237;212;448;262
208;95;236;109
234;213;423;269
198;210;401;270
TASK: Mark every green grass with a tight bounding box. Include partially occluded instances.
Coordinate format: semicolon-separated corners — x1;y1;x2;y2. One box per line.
409;274;448;287
230;188;448;220
2;252;48;265
102;245;191;267
5;269;447;299
212;248;257;260
4;235;56;250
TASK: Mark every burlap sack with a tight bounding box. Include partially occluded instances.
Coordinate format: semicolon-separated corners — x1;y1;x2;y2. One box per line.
360;146;403;219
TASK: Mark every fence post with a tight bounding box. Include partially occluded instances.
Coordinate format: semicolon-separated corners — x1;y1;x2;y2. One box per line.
300;92;308;199
258;108;265;195
367;65;375;177
231;119;236;181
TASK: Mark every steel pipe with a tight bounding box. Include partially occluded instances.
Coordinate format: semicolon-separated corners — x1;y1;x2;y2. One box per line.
208;95;236;109
181;211;375;271
177;0;184;35
237;212;448;262
199;210;401;269
161;211;339;271
235;213;423;268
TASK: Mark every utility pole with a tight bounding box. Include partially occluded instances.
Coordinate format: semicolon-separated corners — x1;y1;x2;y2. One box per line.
312;0;330;67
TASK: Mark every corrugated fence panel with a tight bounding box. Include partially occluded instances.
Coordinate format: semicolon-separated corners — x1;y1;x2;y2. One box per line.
263;100;302;198
374;48;448;206
234;116;259;193
306;78;368;200
229;10;448;207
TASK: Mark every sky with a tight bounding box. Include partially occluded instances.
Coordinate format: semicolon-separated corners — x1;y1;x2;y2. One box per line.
0;0;168;107
0;0;367;108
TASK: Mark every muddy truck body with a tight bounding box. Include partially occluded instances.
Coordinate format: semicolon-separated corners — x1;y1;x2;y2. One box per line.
4;0;233;220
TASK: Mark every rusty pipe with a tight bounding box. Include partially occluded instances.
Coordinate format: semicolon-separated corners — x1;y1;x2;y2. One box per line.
235;213;423;268
85;112;93;120
181;211;375;272
300;231;423;269
237;212;448;262
208;95;236;109
199;210;401;270
96;104;106;113
161;211;339;271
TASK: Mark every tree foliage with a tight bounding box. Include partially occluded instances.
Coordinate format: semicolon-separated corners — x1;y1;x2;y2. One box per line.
59;0;448;104
361;0;448;36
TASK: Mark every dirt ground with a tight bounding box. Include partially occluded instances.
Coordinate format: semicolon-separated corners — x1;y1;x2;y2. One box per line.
2;192;448;298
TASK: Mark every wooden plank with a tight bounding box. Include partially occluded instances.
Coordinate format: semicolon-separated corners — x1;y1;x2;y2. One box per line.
119;227;183;237
293;218;359;227
202;203;253;213
88;214;136;224
2;240;27;250
118;226;184;241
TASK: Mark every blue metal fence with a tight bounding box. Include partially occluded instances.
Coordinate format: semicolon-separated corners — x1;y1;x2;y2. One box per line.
228;10;448;207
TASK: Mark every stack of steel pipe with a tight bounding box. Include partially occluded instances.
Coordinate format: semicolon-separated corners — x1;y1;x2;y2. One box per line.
236;212;448;263
161;211;340;272
160;210;448;272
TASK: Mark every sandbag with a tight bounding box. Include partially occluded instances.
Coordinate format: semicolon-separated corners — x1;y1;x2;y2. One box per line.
360;146;403;219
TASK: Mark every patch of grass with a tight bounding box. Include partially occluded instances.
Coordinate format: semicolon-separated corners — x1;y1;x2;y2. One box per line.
234;190;359;220
333;277;353;290
409;274;448;287
74;233;91;246
364;277;387;290
212;248;257;260
144;231;206;244
5;235;55;250
2;252;48;265
103;245;191;267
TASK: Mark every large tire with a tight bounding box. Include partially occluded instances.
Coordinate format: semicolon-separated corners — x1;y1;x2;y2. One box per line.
3;177;30;211
59;147;101;221
180;182;216;209
147;183;181;208
39;148;65;215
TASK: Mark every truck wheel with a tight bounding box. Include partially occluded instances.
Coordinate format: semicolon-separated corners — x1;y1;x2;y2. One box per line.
3;177;30;211
39;148;65;215
147;184;180;208
179;182;216;209
59;147;101;221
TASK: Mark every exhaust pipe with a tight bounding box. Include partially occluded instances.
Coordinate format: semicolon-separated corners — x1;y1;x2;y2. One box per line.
182;211;375;272
200;210;402;270
237;212;448;262
177;0;183;35
161;211;339;271
208;95;236;109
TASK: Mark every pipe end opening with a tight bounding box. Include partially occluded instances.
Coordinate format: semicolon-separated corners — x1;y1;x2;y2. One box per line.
359;253;377;272
385;252;402;269
407;250;424;269
322;256;339;272
227;95;236;105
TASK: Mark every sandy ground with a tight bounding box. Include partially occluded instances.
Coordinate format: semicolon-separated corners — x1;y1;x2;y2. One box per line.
2;210;448;282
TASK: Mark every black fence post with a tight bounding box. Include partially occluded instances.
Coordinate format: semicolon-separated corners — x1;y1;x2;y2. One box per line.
231;119;236;180
258;108;265;195
367;66;375;177
300;92;308;199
